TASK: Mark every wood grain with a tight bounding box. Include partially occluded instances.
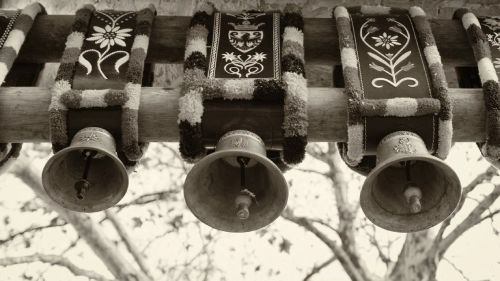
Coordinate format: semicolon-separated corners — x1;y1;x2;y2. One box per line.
0;87;485;143
0;16;476;67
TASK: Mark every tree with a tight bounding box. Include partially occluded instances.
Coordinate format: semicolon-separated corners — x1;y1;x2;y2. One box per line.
282;143;500;281
2;1;500;280
1;142;499;281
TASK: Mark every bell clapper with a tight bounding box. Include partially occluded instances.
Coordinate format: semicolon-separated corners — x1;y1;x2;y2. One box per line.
235;156;257;220
404;185;422;213
403;161;422;213
235;190;255;220
74;149;98;200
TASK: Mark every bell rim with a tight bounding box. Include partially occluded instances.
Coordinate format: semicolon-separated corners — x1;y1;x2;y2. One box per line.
42;145;129;213
360;154;462;233
184;149;288;232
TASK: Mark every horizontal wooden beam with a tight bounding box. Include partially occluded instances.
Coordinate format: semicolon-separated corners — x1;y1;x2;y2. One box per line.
3;15;476;67
0;87;486;143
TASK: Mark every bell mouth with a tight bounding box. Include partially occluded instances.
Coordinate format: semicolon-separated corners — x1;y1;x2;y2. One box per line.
42;127;128;213
184;130;288;233
360;131;462;233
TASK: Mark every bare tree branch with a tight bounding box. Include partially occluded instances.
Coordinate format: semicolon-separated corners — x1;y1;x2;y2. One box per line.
296;168;331;178
61;236;80;256
365;225;391;266
141;227;183;253
9;155;152;281
310;219;339;234
0;254;116;281
433;166;498;250
174;227;218;281
303;255;337;281
389;231;437;281
0;220;67;246
442;257;470;281
114;190;179;211
282;208;365;281
105;209;154;279
438;184;500;256
324;143;371;280
475;209;500;226
160;143;190;174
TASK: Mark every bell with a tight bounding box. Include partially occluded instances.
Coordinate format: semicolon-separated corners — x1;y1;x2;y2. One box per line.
361;131;461;232
184;130;288;232
42;127;128;212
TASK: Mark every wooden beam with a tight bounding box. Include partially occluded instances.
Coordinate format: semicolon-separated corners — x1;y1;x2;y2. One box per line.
4;15;475;67
0;87;485;143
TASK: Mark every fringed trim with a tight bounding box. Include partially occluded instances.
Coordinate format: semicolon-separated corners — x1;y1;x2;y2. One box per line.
281;4;308;168
454;9;500;167
49;4;155;170
0;3;45;176
178;2;308;171
333;5;452;171
0;3;45;83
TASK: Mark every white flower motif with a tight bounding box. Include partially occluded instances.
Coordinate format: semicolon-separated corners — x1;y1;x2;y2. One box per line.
252;52;267;61
372;32;401;50
222;52;237;62
86;25;132;49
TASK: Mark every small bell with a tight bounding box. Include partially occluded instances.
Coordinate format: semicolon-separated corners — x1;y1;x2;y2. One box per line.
42;127;128;212
184;130;288;232
360;131;461;232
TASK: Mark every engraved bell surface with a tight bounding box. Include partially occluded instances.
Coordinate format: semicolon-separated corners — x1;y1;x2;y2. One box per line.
183;130;288;232
361;131;461;233
42;127;128;213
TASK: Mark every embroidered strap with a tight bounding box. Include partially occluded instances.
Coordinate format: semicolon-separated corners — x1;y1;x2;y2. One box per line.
0;3;45;176
454;10;500;168
50;4;155;171
207;12;280;79
333;6;452;175
179;2;307;171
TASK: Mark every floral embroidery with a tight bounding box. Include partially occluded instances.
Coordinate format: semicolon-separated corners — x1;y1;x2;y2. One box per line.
222;52;267;77
483;16;500;31
87;25;132;49
372;32;401;49
227;12;265;21
481;17;500;75
362;18;418;88
78;11;135;79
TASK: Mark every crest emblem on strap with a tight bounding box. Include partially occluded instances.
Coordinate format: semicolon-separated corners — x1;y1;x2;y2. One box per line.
228;30;263;53
228;13;265;53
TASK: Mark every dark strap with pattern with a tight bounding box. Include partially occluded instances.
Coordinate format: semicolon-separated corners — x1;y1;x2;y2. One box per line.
334;5;452;175
50;4;155;171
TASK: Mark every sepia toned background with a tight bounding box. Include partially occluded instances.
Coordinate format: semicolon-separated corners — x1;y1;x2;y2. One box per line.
1;1;500;281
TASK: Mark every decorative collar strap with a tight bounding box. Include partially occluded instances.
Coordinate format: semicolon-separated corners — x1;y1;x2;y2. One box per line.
454;9;500;168
333;6;452;175
178;2;308;171
49;4;155;171
0;3;45;176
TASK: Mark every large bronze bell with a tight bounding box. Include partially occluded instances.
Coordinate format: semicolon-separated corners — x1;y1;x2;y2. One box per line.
361;131;461;232
184;130;288;232
42;127;128;212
